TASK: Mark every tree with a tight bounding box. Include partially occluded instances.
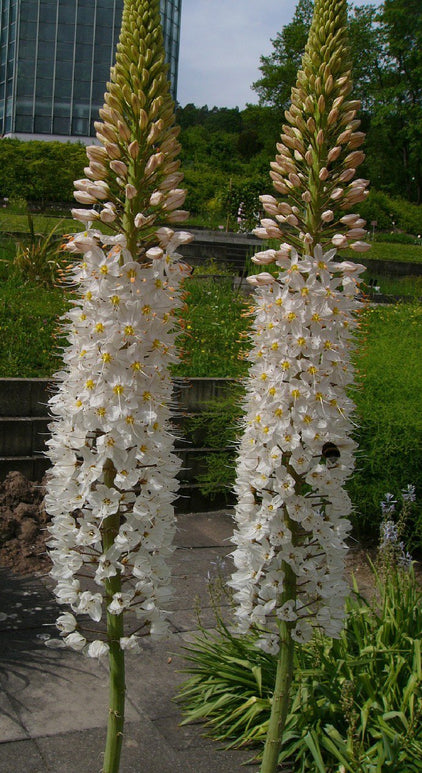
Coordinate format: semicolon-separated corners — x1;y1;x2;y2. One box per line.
374;0;422;201
253;0;422;203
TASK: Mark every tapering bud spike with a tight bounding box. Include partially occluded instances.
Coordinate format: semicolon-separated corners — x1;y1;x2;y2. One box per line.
73;0;189;258
256;0;370;254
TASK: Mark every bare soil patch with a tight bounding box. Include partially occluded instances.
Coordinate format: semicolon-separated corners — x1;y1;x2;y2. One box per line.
0;471;50;575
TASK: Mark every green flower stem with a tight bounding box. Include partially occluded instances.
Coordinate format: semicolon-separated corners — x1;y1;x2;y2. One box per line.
260;565;296;773
102;462;125;773
103;574;125;773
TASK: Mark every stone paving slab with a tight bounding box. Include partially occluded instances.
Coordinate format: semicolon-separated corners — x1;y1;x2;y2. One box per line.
0;737;46;773
174;511;235;548
0;511;261;772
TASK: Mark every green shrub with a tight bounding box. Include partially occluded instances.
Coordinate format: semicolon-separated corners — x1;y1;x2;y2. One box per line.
359;191;422;237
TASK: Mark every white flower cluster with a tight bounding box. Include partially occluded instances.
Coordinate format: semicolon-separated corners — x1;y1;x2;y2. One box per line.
230;245;365;653
46;227;191;656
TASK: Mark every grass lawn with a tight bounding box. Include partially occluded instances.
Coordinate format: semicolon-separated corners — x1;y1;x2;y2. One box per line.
357;240;422;263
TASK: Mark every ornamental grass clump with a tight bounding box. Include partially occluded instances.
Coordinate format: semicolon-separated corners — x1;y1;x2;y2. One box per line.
44;2;191;771
179;499;422;772
227;0;369;769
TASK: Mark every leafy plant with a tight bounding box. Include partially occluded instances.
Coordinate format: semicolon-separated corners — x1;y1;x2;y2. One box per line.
12;213;72;286
178;562;422;772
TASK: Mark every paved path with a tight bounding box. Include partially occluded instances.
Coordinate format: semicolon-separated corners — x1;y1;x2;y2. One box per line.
0;511;259;773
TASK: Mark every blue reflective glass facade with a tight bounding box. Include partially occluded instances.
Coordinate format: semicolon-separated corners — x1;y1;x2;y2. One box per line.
0;0;181;139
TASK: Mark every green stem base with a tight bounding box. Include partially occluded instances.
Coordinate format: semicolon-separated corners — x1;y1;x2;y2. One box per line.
260;621;295;773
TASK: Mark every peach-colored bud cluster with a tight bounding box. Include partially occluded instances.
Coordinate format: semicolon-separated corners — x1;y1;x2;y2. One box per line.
255;0;370;257
71;0;189;257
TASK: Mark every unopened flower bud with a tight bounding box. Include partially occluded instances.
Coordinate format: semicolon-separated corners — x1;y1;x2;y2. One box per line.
340;214;360;225
319;167;329;181
125;184;137;200
71;208;99;223
86;145;108;163
167;210;189;223
96;123;117;144
339;169;355;182
260;195;278;215
100;208;116;223
139;109;148;130
247;272;275;286
150;191;164;206
128;140;139;159
348;132;366;149
277;243;292;259
146;246;164;260
327;146;342;163
74;190;97;205
350;241;371;252
163;188;186;211
346;228;367;238
147;120;163;145
253;227;270;239
87;181;110;200
110;160;128;177
117;120;131;141
321;209;334;222
144;152;164;177
345;151;365;168
251;250;277;265
330;187;344;200
332;234;348;248
327;108;338;125
317;95;325;113
325;73;334;93
105;142;121;159
288;173;301;188
134;212;148;228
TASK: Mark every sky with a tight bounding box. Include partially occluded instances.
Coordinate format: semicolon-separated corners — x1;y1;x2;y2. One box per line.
177;0;382;109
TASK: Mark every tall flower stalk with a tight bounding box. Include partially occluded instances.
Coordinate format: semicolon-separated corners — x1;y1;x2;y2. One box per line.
229;1;369;770
45;2;191;771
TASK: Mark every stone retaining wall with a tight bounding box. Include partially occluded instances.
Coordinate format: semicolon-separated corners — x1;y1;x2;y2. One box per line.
0;377;238;510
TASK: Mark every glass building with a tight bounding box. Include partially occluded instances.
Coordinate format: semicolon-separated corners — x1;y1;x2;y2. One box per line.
0;0;181;140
